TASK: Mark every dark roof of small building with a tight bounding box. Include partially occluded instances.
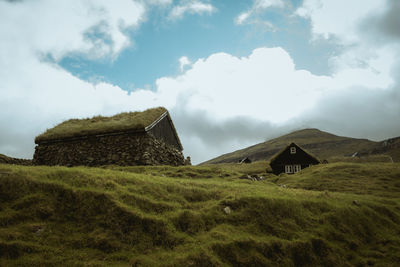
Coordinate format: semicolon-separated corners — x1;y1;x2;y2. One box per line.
35;107;172;143
239;157;252;164
269;142;320;164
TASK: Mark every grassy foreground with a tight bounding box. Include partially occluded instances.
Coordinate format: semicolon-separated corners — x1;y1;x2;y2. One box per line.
0;162;400;266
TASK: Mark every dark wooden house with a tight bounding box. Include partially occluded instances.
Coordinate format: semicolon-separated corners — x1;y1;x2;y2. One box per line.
269;142;320;174
33;107;185;166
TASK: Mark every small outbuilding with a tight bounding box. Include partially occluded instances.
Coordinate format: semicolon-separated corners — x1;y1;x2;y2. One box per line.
239;157;252;164
269;142;320;175
33;107;185;166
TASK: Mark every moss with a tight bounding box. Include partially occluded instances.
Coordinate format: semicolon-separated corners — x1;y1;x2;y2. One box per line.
35;107;167;143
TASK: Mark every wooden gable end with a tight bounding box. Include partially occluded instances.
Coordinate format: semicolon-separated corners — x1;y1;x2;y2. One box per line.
146;112;183;151
270;143;320;174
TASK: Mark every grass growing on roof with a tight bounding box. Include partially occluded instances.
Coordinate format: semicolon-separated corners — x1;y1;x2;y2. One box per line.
35;107;167;143
0;162;400;266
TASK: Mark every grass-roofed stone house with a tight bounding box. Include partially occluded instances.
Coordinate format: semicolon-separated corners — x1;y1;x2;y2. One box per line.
270;142;320;175
33;107;185;166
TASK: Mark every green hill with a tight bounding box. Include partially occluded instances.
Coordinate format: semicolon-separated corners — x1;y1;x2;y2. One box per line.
1;162;400;266
202;128;400;164
0;154;31;166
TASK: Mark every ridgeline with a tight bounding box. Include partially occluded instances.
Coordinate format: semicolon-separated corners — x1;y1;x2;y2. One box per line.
202;129;400;164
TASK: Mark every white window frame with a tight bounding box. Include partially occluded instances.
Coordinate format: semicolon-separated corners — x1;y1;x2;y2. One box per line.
293;165;301;173
290;147;296;154
285;164;301;174
285;165;293;174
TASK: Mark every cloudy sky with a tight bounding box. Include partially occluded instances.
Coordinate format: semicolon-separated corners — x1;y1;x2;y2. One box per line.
1;0;399;164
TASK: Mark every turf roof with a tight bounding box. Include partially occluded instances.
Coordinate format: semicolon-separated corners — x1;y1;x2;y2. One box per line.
35;107;167;143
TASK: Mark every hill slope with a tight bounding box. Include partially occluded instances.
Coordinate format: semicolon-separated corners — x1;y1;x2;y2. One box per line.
1;163;400;266
202;128;400;164
0;154;31;165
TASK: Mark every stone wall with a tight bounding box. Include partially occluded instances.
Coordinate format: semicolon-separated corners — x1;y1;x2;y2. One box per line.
33;132;185;166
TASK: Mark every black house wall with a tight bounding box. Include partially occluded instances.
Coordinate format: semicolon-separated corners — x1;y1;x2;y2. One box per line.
270;144;320;174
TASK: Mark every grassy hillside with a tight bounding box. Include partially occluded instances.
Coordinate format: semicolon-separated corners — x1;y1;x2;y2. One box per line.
0;154;31;166
275;162;400;198
1;162;400;266
202;128;399;164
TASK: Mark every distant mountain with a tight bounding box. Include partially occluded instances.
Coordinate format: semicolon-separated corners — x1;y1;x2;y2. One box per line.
201;129;400;164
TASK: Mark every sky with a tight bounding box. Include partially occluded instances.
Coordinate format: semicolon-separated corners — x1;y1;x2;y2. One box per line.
1;0;400;164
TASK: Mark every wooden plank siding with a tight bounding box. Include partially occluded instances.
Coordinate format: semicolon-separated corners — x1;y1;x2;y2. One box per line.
270;143;320;175
147;114;182;151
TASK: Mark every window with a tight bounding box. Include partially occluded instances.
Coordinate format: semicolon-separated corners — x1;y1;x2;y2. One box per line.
290;147;296;154
293;165;301;173
286;165;301;174
285;165;293;174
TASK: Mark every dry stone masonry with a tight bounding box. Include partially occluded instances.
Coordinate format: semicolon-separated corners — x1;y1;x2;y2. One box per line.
34;132;184;166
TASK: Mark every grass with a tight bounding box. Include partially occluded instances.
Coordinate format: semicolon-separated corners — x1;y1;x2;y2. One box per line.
35;107;167;143
0;162;400;266
328;155;393;163
275;162;400;198
0;154;31;165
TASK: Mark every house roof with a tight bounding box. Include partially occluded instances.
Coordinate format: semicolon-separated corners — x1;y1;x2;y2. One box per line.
269;142;320;164
35;107;169;143
239;157;251;164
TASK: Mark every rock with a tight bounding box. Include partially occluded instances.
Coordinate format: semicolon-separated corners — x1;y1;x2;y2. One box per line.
223;206;232;214
239;174;265;181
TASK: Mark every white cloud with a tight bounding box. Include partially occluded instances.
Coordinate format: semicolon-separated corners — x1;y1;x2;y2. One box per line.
235;0;284;26
295;0;384;44
179;56;192;72
295;0;397;83
235;12;250;25
255;0;285;9
1;0;145;61
144;0;173;5
155;47;392;124
169;0;216;20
